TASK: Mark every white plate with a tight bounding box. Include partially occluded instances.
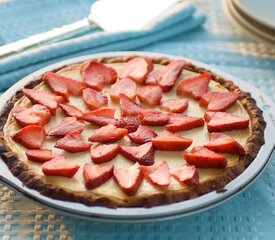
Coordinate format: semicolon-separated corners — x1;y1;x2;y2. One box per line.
0;51;274;222
234;0;275;30
224;0;275;46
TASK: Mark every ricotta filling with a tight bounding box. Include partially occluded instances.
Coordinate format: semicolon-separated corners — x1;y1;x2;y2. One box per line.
3;63;251;200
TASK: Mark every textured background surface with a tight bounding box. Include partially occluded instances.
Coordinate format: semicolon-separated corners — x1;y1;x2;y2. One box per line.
0;0;275;239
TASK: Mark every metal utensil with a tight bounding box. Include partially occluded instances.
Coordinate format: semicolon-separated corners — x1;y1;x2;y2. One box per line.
0;0;178;58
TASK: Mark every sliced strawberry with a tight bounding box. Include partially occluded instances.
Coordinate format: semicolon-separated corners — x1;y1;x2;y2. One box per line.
22;88;65;114
55;133;91;153
184;146;227;168
88;124;128;143
83;108;117;126
204;132;245;154
113;162;143;196
172;164;199;186
25;149;53;163
66;78;86;96
200;91;239;111
80;60;117;90
166;113;204;132
13;104;51;127
119;57;153;84
128;125;157;144
158;60;185;92
90;143;119;164
141;160;170;187
59;103;83;120
177;73;211;100
160;99;189;113
82;88;108;110
116;116;141;133
47;117;85;137
152;132;192;151
43;72;86;96
140;110;169;126
119;93;143;117
145;69;161;85
12;125;46;149
43;72;68;98
120;142;155;166
110;78;137;102
204;112;249;132
137;85;163;107
83;163;114;189
41;155;79;178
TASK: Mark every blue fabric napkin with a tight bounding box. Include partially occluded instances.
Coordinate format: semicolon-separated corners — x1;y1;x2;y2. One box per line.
0;1;206;91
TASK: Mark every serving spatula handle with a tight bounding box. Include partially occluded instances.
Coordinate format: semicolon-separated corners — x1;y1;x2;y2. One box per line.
0;18;98;58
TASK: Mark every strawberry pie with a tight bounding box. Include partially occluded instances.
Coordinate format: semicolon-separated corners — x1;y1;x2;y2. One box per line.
0;55;265;207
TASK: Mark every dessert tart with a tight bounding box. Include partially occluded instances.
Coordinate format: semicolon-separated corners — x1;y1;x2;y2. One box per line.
0;55;266;208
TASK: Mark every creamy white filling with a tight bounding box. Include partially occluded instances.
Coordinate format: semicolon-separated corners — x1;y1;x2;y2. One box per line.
3;63;251;200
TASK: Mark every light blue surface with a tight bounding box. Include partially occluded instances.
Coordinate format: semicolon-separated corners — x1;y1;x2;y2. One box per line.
0;0;274;239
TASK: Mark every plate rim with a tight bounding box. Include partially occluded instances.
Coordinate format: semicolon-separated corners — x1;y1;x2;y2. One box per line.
0;51;274;221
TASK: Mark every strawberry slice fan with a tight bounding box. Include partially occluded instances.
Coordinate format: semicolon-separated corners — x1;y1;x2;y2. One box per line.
0;52;273;222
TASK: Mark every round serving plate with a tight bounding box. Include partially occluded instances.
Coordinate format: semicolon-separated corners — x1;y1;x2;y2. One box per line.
234;0;275;31
0;51;274;222
223;0;275;47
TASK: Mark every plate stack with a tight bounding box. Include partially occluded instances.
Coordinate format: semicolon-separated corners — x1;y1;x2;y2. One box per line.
224;0;275;46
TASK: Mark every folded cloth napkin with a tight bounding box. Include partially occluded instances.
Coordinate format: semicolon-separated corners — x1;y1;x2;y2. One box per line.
0;1;206;91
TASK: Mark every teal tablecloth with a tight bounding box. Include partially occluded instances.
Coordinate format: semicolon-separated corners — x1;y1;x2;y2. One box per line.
0;0;274;239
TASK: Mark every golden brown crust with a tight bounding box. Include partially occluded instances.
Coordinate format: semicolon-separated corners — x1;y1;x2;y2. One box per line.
0;55;266;207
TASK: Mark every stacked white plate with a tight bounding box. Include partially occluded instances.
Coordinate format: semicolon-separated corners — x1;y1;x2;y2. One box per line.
224;0;275;46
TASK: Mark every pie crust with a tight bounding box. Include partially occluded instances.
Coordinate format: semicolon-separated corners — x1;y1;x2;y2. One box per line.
0;55;266;208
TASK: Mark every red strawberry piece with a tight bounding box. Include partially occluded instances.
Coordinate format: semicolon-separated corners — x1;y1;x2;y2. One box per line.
12;125;46;149
172;164;199;186
152;132;192;151
110;78;137;102
119;57;153;84
158;60;185;92
160;99;189;113
145;69;161;85
83;108;118;126
120;142;155;166
116;116;141;133
166;113;204;132
43;72;86;96
80;60;117;90
88;124;128;143
113;162;143;196
140;110;169;126
42;155;79;178
47;117;85;137
204;132;245;154
177;73;211;100
141;160;170;187
137;85;163;107
119;93;143;117
204;112;249;132
22;88;65;114
59;103;83;120
13;104;51;127
55;133;91;153
82;88;108;110
128;125;157;144
83;163;114;189
184;146;227;168
200;91;239;111
90;143;119;164
43;72;68;98
25;149;53;163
